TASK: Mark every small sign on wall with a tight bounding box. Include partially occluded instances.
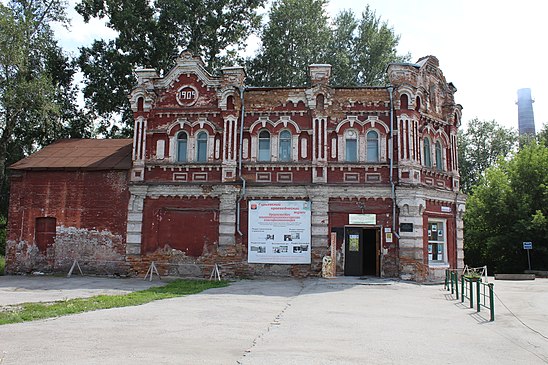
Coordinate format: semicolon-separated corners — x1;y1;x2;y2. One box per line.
400;223;413;232
349;214;376;225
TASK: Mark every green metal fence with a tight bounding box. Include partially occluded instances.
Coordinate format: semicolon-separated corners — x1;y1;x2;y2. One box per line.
444;269;460;299
460;275;495;321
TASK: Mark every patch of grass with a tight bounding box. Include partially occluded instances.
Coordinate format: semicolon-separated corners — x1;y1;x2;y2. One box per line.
0;255;4;276
0;279;228;325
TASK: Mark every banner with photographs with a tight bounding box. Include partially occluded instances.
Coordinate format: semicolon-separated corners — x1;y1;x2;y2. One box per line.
248;200;311;264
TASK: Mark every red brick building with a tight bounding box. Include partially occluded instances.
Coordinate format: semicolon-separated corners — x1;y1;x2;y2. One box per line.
6;139;132;274
6;52;465;281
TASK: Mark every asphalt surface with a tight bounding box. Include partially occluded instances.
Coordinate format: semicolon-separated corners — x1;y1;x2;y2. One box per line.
0;275;547;364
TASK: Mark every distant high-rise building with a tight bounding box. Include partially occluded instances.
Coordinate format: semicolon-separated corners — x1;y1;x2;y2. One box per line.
517;88;536;136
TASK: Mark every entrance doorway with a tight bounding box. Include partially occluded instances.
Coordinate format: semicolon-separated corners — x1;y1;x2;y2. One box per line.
344;226;380;276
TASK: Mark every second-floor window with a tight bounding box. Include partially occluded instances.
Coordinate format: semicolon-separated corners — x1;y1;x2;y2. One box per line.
345;130;358;162
177;132;188;162
366;130;379;162
196;131;208;162
279;130;291;161
424;137;432;167
435;141;443;171
258;130;271;161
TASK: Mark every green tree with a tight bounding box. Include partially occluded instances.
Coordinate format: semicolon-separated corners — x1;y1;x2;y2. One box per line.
247;0;331;86
464;141;548;273
1;0;82;202
76;0;265;136
458;119;517;193
247;2;408;87
328;6;409;86
0;0;87;253
537;123;548;147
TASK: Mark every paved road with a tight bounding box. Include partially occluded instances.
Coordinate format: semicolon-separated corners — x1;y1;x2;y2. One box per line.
0;276;547;364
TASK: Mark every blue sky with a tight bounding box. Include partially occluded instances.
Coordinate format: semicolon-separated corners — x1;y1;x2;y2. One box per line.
53;0;548;132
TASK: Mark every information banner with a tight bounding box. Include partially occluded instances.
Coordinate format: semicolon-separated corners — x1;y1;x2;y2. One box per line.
248;200;311;264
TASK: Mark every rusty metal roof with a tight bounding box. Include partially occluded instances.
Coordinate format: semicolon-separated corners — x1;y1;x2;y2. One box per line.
9;139;133;171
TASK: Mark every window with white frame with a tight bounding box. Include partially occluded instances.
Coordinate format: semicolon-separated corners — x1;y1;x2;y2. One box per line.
366;130;379;162
279;130;291;161
435;141;443;171
423;137;432;167
177;131;188;162
345;129;358;162
428;220;446;263
196;131;208;162
258;130;271;161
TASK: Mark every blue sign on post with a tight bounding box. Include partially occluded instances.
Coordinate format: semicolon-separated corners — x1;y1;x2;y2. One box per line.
523;242;533;250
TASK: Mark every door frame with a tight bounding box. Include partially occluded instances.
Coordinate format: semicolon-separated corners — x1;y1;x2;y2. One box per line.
343;225;382;276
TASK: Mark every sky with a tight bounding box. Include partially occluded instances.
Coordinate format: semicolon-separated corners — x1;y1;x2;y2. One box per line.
53;0;548;132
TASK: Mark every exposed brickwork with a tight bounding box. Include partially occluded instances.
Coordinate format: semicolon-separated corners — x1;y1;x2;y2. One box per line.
6;170;130;274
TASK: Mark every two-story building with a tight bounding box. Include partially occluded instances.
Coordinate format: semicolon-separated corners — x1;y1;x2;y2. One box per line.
6;51;465;281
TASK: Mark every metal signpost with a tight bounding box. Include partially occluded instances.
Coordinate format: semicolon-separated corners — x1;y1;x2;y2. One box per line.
523;242;533;271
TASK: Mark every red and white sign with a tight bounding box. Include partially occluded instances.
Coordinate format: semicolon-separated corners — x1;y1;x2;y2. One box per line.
248;200;311;264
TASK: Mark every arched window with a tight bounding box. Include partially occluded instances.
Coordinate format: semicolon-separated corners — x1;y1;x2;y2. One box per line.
137;97;144;112
279;130;292;161
196;131;208;162
177;131;188;162
400;94;409;109
345;130;358;162
366;130;379;162
316;94;325;110
423;137;432;167
415;96;421;111
258;130;271;161
227;95;235;110
435;141;443;171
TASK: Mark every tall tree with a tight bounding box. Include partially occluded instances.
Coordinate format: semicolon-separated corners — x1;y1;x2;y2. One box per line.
76;0;265;136
0;0;85;214
458;119;517;193
328;6;409;86
247;2;408;87
464;141;548;273
327;10;358;86
247;0;331;86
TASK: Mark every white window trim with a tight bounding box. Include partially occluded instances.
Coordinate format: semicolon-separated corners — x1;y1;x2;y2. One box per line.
278;130;292;162
427;218;448;265
366;129;380;163
195;130;210;163
344;129;359;162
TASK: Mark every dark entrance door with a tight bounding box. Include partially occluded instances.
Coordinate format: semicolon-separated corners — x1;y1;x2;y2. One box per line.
344;227;363;276
344;227;380;276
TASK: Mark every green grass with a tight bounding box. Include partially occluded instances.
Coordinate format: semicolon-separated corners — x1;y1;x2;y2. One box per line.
0;255;4;276
0;279;228;325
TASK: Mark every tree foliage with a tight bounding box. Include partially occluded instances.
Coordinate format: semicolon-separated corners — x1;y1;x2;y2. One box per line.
247;1;409;87
328;6;409;86
246;0;331;86
0;0;89;218
458;119;517;193
76;0;265;137
464;141;548;273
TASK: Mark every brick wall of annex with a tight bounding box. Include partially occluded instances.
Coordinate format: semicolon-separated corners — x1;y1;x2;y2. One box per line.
6;170;130;274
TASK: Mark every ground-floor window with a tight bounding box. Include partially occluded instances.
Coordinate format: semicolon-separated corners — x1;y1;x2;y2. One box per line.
427;220;446;263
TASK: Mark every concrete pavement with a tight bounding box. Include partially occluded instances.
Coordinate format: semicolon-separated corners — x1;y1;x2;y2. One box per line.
0;276;547;364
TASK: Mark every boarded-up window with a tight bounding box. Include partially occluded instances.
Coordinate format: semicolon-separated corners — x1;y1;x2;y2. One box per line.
35;217;56;252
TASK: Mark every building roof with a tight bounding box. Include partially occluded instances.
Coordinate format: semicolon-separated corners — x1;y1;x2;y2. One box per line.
9;139;133;171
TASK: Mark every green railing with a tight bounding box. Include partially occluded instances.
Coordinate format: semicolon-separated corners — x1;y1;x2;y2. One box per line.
460;275;495;321
444;269;460;299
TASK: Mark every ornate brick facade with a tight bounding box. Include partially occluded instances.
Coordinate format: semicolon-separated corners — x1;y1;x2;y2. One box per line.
6;52;465;281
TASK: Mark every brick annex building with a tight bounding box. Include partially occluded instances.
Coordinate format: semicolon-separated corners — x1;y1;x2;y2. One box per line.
6;52;465;281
